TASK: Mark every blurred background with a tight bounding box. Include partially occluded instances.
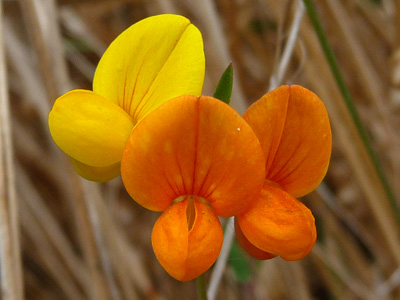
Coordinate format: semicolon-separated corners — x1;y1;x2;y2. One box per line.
1;0;400;299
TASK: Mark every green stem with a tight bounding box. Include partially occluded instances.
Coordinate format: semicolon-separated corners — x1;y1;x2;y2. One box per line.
196;274;208;300
302;0;400;225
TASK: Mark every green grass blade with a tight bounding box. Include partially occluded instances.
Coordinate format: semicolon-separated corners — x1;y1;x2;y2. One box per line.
302;0;400;224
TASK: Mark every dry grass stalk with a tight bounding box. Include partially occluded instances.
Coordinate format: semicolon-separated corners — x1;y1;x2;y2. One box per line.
323;0;400;195
269;0;305;90
18;0;59;103
182;0;248;113
312;244;376;300
0;2;24;300
17;167;89;287
19;198;84;300
298;8;400;265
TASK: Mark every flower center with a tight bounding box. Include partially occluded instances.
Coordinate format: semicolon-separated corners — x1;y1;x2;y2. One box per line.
172;195;212;231
264;179;282;188
186;196;196;231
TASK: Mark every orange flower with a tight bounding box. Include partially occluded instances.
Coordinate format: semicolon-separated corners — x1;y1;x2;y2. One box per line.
235;85;332;260
121;95;266;281
121;84;330;279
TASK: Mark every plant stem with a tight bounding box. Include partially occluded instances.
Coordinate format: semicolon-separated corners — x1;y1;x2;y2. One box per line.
302;0;400;225
269;0;305;90
197;274;208;300
207;217;235;300
0;2;24;299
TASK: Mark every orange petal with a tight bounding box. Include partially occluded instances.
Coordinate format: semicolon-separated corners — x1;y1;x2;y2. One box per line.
243;85;332;197
234;217;276;260
121;95;265;216
151;196;223;281
237;182;317;261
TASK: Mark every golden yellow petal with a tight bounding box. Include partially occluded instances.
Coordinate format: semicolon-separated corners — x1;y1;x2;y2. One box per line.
71;158;120;182
48;89;134;167
93;14;205;122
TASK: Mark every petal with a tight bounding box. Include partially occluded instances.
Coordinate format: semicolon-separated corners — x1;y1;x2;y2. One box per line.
234;217;276;260
93;14;205;122
121;95;265;216
71;159;120;182
243;85;332;197
237;182;317;261
151;196;223;281
48;90;134;167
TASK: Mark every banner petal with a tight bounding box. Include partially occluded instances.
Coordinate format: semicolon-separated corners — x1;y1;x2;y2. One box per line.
243;85;332;197
121;95;265;216
93;14;205;123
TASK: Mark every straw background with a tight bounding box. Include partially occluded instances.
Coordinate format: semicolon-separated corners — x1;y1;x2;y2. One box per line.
1;0;400;299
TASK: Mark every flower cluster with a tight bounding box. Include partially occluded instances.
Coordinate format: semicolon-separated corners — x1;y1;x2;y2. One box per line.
49;14;204;182
48;14;331;281
236;85;331;261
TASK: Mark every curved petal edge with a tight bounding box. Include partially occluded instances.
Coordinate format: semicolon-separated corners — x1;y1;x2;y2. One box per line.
237;182;317;261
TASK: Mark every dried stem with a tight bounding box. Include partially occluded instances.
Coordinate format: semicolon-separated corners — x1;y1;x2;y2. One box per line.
207;217;235;300
0;2;23;300
269;0;305;90
303;0;399;222
18;0;58;102
80;180;122;300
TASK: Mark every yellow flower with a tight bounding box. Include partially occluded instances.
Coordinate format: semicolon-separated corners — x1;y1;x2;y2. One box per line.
48;14;205;181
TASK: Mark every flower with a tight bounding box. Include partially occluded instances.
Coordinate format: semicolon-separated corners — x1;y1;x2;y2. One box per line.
48;14;205;181
235;85;332;260
121;95;266;281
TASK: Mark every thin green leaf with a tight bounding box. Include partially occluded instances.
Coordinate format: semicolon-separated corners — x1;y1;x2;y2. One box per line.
302;0;400;224
228;241;252;283
196;274;208;300
213;63;233;104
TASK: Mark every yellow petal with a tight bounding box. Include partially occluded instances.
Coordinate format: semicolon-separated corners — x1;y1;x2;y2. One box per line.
243;85;332;198
121;95;265;216
48;90;134;167
71;159;120;182
237;182;317;261
151;196;223;281
93;14;205;123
